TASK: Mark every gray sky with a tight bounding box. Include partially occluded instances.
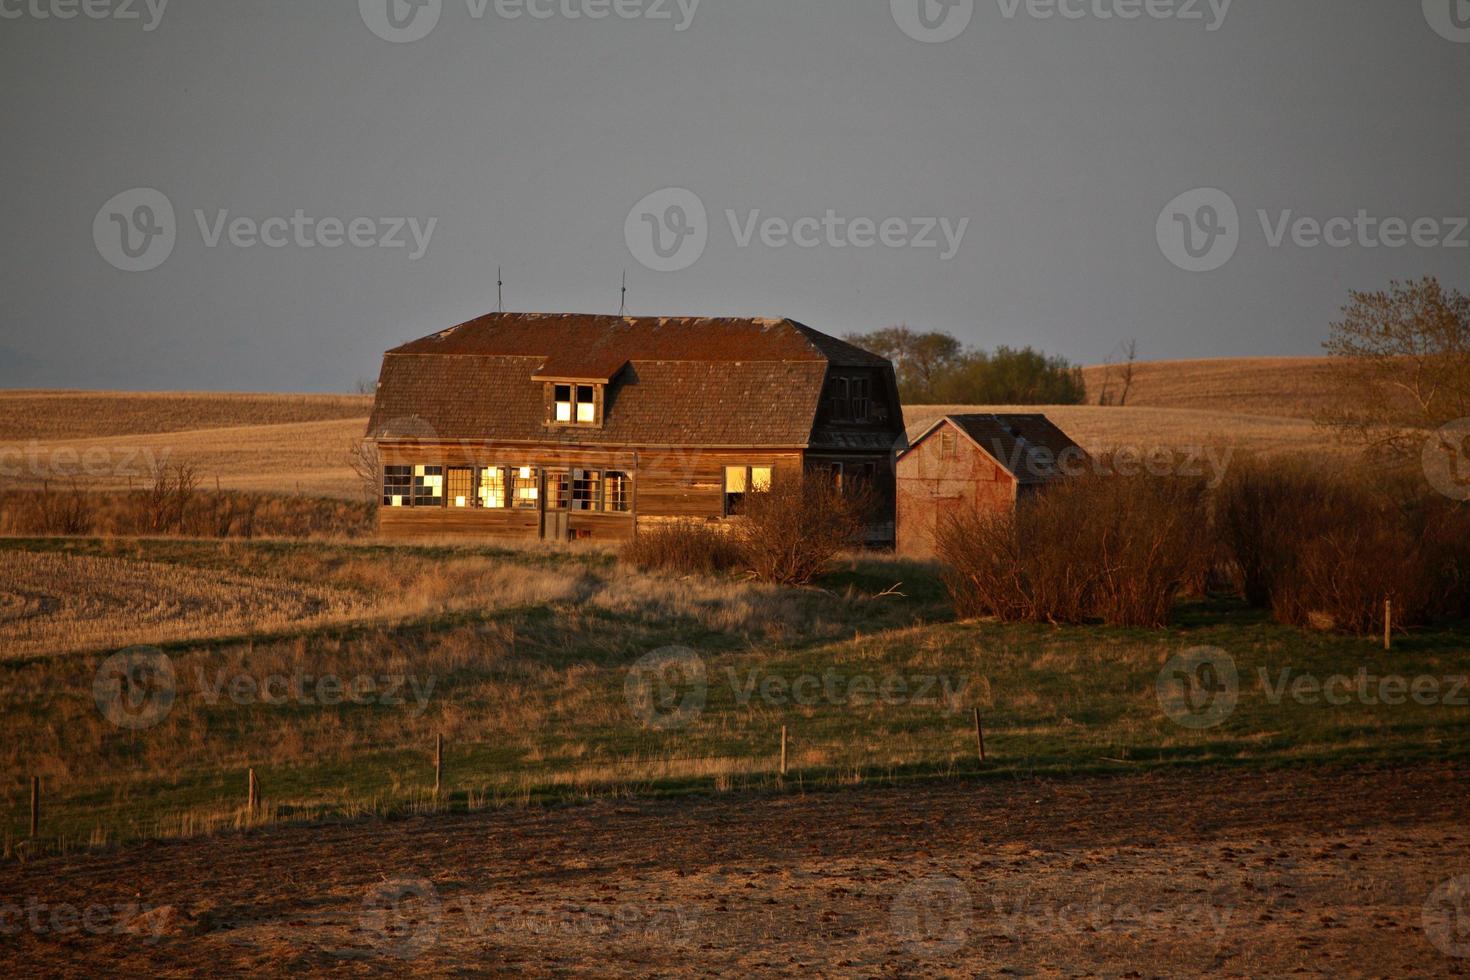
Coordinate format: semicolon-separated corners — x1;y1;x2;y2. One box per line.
1;0;1467;392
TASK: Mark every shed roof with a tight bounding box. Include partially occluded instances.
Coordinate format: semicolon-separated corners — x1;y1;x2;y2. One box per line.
905;414;1085;484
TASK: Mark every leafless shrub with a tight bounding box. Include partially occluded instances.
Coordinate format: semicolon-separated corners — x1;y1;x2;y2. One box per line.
1216;459;1470;633
30;481;95;536
731;476;871;587
938;469;1209;628
142;463;199;535
348;439;381;507
621;520;742;577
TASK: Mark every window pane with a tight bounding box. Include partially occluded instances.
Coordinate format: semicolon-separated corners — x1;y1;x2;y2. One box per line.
413;465;444;507
605;472;631;513
571;469;601;511
447;468;475;508
547;470;570;510
383;466;412;507
752;467;773;492
555;384;572;423
479;467;507;509
577;401;595;423
725;466;747;493
514;468;540;509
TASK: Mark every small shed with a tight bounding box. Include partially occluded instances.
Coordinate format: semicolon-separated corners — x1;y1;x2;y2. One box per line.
896;413;1085;559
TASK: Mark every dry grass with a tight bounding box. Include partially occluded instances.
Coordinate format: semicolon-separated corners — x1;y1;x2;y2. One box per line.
1080;356;1342;419
0;390;370;441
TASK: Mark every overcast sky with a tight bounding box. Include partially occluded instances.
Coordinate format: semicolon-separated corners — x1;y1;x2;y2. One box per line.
1;0;1467;392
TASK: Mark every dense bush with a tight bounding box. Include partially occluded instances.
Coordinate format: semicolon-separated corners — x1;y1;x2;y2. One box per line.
1216;460;1470;633
937;470;1209;628
621;477;870;586
730;477;871;586
620;520;743;577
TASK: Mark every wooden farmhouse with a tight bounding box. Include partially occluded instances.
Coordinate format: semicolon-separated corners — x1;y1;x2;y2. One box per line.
896;414;1086;559
366;313;905;544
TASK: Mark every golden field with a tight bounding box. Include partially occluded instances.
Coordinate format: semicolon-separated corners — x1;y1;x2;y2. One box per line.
0;358;1353;501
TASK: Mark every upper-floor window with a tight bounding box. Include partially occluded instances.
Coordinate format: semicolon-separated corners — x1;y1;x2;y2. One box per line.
553;384;599;426
828;375;874;424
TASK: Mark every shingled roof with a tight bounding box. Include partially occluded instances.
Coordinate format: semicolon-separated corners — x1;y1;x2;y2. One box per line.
906;414;1085;484
368;313;896;448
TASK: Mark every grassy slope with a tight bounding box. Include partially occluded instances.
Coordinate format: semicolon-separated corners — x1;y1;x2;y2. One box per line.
3;538;1465;855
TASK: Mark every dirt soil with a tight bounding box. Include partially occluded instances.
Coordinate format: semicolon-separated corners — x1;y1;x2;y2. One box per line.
2;765;1468;977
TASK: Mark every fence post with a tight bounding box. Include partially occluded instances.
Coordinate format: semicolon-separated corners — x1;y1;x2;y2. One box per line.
1384;596;1392;652
779;725;788;777
973;708;986;765
435;734;444;799
29;777;39;839
247;768;259;815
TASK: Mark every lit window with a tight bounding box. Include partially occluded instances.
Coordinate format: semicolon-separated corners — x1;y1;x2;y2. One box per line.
514;466;539;509
479;467;508;509
571;469;601;511
546;470;570;510
724;465;774;515
383;466;412;507
447;468;476;508
605;472;632;513
552;384;599;425
412;465;444;507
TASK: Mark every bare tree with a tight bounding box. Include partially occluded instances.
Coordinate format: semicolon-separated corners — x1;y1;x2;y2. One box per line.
1317;277;1470;460
348;439;381;505
1117;338;1139;407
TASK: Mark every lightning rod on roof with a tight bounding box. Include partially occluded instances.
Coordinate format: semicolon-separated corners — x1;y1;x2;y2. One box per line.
619;270;628;317
497;267;504;313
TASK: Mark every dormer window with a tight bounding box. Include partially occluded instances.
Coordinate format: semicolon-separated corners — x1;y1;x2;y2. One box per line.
552;384;600;426
828;375;874;424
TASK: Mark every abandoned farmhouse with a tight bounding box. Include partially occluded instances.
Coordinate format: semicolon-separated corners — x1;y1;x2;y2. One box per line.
367;312;1084;554
367;313;906;544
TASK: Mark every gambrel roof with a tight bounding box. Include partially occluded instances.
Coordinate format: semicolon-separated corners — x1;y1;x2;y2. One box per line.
368;313;900;449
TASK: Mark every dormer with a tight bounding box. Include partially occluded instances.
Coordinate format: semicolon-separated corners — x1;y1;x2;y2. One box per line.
532;352;628;430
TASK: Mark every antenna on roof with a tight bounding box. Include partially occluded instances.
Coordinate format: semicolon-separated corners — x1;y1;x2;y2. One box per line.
619;270;628;317
497;267;504;313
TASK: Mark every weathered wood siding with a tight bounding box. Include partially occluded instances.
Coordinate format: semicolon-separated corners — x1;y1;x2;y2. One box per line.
896;424;1018;559
377;441;802;543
